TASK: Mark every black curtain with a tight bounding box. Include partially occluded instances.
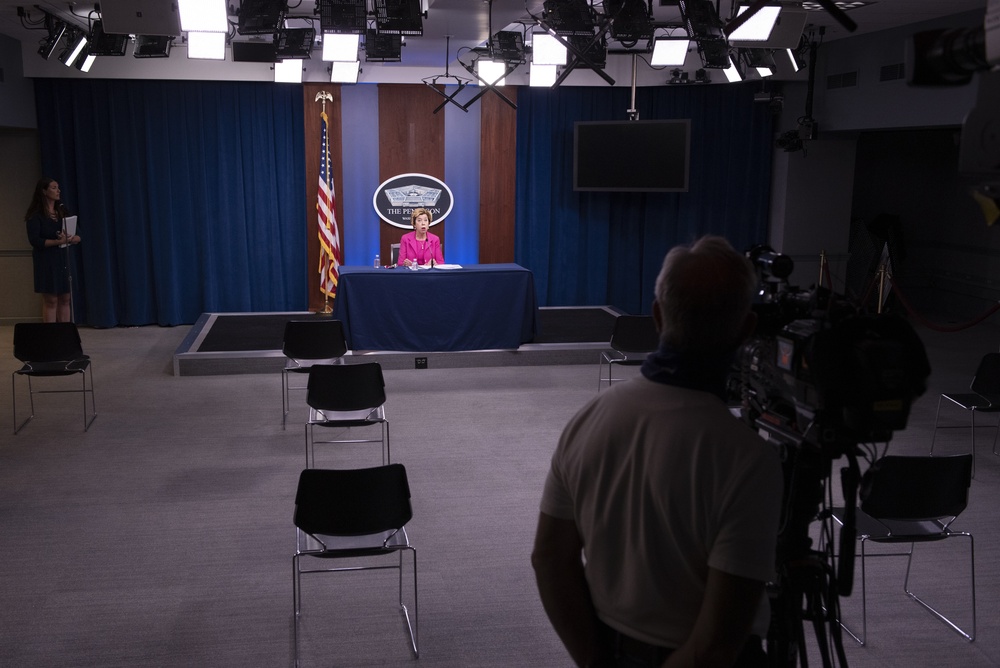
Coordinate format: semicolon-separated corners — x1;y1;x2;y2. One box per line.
515;84;774;314
35;79;307;328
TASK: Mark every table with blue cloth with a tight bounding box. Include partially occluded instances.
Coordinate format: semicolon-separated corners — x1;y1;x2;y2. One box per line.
332;263;538;352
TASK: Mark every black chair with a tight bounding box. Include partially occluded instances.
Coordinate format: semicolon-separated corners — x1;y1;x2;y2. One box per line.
930;352;1000;476
12;322;96;434
390;243;400;266
293;464;418;657
281;319;348;429
305;363;389;468
831;454;975;645
598;315;659;391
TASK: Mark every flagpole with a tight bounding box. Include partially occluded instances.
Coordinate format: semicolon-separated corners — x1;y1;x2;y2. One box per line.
316;90;335;314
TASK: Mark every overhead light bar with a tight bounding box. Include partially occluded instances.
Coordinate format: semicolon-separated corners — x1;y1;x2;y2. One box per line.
274;58;304;83
178;0;229;33
318;0;368;34
38;15;66;60
237;0;286;35
364;29;402;62
134;35;173;58
605;0;653;44
727;5;780;42
778;46;805;72
330;60;361;83
232;40;277;62
722;53;744;82
745;49;776;77
61;30;88;67
374;0;424;36
187;31;226;60
76;47;97;72
477;59;508;87
531;33;566;66
490;31;526;66
276;27;316;59
651;36;690;67
323;33;360;61
541;0;595;36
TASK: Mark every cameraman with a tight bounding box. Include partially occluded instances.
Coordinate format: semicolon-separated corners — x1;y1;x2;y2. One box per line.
532;236;783;667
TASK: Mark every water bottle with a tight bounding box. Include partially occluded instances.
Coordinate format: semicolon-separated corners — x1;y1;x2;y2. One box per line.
374;254;380;268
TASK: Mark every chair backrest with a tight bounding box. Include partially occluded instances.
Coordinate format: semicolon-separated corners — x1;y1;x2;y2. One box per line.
390;243;401;266
860;454;972;522
282;319;348;361
294;464;412;536
970;352;1000;404
306;362;386;412
12;323;84;363
609;315;659;354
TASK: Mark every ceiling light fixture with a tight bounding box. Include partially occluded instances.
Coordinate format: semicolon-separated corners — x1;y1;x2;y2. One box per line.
727;5;780;42
178;0;229;33
187;31;227;60
60;29;88;67
330;60;361;83
274;58;304;83
323;33;360;61
651;36;690;67
678;0;729;69
374;0;424;37
531;33;566;66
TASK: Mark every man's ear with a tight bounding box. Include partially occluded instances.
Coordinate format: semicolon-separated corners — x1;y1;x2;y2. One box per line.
652;300;664;334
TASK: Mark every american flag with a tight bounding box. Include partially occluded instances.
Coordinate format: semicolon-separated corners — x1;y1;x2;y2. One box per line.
317;109;341;299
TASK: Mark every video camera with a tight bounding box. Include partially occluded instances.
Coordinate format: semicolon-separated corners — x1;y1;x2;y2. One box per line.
729;246;931;666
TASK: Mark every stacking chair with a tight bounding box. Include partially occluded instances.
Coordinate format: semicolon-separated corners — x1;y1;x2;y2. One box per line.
281;319;348;429
831;454;975;645
293;464;418;657
930;352;1000;476
598;315;659;391
12;322;96;434
305;363;389;468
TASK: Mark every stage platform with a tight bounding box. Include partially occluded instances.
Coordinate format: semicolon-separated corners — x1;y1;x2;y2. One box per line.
173;306;624;376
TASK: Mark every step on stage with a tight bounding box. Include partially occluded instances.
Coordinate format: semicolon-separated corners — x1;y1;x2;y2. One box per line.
173;306;624;376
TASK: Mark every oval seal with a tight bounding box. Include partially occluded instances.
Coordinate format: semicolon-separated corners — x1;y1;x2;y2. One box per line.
372;173;454;230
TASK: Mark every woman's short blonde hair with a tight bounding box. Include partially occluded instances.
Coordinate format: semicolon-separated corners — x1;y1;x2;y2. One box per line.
410;208;433;227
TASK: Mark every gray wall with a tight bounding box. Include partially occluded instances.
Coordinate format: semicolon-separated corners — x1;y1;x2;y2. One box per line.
0;128;43;323
0;32;36;129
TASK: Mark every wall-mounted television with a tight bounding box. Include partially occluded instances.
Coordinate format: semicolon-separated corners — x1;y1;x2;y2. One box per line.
573;119;691;192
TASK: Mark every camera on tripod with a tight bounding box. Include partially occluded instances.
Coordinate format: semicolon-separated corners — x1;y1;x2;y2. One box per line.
728;246;931;666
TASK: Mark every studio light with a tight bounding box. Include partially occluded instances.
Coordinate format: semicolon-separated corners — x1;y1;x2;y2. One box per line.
531;33;566;66
542;0;595;36
374;0;424;37
490;31;526;66
529;63;558;87
778;46;805;72
76;45;96;72
134;35;173;58
238;0;286;35
722;53;744;82
178;0;229;33
727;5;780;42
651;36;690;67
318;0;368;34
276;27;316;59
187;31;226;60
323;33;360;61
568;33;607;69
605;0;653;44
745;49;776;77
364;30;402;62
88;20;128;57
678;0;729;69
60;30;88;67
330;60;361;83
38;16;66;60
232;41;277;62
695;68;711;83
477;59;507;87
274;58;304;83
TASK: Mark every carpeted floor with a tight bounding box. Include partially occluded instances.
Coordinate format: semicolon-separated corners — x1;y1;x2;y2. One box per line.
0;319;998;667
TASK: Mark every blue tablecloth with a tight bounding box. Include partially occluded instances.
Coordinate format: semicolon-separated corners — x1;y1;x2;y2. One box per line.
332;263;538;352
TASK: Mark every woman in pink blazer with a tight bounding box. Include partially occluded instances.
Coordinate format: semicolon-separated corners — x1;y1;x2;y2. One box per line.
398;207;444;267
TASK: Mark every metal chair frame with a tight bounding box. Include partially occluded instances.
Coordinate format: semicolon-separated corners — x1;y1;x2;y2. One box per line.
831;454;975;646
598;315;659;391
12;322;97;435
281;319;348;430
292;465;418;658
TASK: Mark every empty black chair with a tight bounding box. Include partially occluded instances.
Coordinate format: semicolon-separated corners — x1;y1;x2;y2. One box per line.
12;322;96;434
832;454;975;645
293;464;418;657
305;363;389;468
930;352;1000;476
281;319;348;429
598;315;659;390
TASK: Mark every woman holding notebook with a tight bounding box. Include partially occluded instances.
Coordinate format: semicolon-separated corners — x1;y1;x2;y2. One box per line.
24;177;80;322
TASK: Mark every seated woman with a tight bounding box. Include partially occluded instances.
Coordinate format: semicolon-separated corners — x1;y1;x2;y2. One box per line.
398;207;444;267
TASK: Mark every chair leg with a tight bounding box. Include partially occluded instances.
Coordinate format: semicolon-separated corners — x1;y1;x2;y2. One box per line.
838;536;867;646
12;373;36;435
398;547;418;657
903;536;976;642
83;368;97;432
384;421;390;465
993;414;1000;456
282;369;289;430
930;394;945;455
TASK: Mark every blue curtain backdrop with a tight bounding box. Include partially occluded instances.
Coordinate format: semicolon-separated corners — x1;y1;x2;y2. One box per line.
515;84;773;314
34;79;307;328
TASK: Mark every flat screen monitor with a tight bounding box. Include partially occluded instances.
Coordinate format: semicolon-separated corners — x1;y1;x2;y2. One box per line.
574;119;690;192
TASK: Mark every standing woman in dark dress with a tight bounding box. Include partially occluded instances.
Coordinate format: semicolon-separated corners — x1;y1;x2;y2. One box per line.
24;178;81;322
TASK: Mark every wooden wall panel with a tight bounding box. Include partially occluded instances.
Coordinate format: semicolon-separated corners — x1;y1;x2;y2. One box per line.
377;84;446;262
478;89;518;264
304;84;345;313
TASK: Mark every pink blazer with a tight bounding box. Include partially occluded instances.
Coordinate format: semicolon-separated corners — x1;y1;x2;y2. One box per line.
398;231;444;266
